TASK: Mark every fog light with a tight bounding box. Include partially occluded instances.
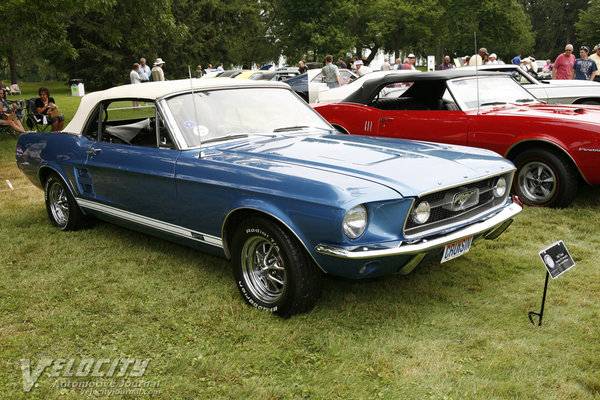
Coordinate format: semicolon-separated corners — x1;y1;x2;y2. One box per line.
412;201;431;224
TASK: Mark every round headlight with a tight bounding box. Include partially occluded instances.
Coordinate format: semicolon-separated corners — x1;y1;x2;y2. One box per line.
412;201;431;224
493;177;507;198
343;205;368;239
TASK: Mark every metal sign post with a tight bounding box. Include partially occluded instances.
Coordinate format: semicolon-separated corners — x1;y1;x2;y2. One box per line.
529;240;575;326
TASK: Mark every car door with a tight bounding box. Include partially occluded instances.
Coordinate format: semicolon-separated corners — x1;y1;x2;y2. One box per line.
376;89;469;145
79;100;180;224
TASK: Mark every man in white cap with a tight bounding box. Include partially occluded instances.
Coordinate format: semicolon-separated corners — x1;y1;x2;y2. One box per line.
486;53;499;64
402;54;416;70
152;58;166;81
354;60;372;77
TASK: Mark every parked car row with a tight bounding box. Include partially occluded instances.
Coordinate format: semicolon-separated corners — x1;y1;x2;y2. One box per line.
313;69;600;208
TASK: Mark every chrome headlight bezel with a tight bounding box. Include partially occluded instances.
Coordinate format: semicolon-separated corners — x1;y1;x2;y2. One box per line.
411;201;431;225
343;205;368;239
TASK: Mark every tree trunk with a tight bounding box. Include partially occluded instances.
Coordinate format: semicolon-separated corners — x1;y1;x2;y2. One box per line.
8;52;17;84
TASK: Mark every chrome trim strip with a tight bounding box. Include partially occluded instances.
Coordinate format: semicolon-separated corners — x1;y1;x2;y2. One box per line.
76;198;223;248
315;203;521;259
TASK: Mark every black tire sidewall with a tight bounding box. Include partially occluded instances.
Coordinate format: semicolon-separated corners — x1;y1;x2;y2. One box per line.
513;149;576;208
44;174;81;230
231;218;307;316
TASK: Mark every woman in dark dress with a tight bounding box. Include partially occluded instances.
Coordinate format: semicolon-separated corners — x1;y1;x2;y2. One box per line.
35;87;65;131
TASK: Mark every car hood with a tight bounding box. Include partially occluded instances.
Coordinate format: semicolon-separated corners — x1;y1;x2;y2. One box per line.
216;133;513;197
479;103;600;124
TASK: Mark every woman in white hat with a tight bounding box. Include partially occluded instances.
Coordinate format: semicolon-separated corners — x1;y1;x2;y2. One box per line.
152;58;166;81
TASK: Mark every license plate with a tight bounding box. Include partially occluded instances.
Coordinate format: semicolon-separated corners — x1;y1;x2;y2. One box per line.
441;236;473;263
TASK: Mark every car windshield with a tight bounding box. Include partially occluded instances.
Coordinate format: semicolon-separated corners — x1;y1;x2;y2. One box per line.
165;87;332;147
448;76;539;110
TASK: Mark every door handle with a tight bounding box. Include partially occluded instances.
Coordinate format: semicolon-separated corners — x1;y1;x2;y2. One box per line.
380;117;394;122
86;148;102;155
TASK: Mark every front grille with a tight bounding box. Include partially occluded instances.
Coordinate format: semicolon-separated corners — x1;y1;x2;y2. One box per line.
404;172;513;238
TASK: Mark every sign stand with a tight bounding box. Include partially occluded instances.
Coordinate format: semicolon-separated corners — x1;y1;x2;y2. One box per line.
528;240;575;326
528;271;549;326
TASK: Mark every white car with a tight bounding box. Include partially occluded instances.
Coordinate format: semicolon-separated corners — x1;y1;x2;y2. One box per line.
316;70;419;103
464;64;600;104
285;68;358;103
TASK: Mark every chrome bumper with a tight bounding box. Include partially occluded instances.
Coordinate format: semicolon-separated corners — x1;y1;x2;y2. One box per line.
315;202;522;259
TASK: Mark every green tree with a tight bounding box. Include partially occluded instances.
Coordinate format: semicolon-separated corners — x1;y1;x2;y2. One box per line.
575;0;600;50
272;0;357;63
0;0;78;84
520;0;589;60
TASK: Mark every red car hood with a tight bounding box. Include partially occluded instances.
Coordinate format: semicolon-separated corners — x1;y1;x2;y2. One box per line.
479;103;600;125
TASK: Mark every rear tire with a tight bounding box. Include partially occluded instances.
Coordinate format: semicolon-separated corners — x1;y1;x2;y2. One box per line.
512;148;578;208
231;217;322;317
44;174;88;230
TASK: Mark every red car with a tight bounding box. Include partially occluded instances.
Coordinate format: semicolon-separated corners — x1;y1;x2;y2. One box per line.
313;70;600;208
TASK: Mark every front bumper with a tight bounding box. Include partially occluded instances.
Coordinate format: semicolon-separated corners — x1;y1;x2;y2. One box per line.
315;202;522;259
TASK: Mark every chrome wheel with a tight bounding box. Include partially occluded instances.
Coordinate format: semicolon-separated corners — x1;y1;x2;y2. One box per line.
240;236;286;304
517;161;557;204
48;181;70;228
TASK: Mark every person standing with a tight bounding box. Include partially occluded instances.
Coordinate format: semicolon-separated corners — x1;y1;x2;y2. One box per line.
338;57;347;69
354;60;372;77
487;53;499;64
321;55;341;88
438;56;454;70
469;48;489;66
381;58;392;70
298;60;308;74
195;65;204;78
590;44;600;82
512;53;521;65
138;58;151;82
402;54;416;70
152;58;166;81
552;44;575;80
395;58;402;70
130;63;142;84
572;46;597;81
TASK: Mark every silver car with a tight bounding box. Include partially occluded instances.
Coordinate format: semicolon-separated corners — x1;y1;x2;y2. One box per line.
464;64;600;105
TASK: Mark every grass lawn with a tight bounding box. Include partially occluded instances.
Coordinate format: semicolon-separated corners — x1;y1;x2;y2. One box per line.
1;84;600;399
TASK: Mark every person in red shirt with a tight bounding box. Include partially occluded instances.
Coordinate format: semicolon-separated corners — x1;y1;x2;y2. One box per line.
552;44;575;80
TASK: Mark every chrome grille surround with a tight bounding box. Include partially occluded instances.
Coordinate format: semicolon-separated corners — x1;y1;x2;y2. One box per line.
404;171;515;239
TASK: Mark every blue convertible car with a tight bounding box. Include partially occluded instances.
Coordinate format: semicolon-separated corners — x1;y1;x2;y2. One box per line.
16;79;521;317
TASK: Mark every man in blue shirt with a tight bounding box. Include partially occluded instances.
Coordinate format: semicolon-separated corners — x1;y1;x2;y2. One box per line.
512;53;521;65
572;46;598;81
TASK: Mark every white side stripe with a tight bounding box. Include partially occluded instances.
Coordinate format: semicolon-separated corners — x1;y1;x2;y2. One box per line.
76;198;223;248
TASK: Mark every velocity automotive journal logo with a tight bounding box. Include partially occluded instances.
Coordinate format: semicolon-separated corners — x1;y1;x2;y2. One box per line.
20;358;159;394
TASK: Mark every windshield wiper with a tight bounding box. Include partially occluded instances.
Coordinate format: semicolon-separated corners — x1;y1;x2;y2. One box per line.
202;134;248;144
480;101;507;107
273;125;310;132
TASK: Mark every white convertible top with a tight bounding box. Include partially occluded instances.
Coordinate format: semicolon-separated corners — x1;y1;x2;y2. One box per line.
63;78;289;135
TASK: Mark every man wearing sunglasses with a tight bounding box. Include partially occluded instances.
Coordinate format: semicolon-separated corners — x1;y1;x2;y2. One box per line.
552;44;575;80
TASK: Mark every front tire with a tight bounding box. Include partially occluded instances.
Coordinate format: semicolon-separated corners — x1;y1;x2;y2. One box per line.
512;148;578;208
231;217;322;317
44;174;87;230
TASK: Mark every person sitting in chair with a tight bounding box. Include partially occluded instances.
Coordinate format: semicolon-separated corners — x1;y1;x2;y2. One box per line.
35;87;65;131
0;89;26;134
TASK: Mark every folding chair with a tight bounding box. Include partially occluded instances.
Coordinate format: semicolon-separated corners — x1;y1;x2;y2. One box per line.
9;84;21;95
25;98;51;132
0;99;26;137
